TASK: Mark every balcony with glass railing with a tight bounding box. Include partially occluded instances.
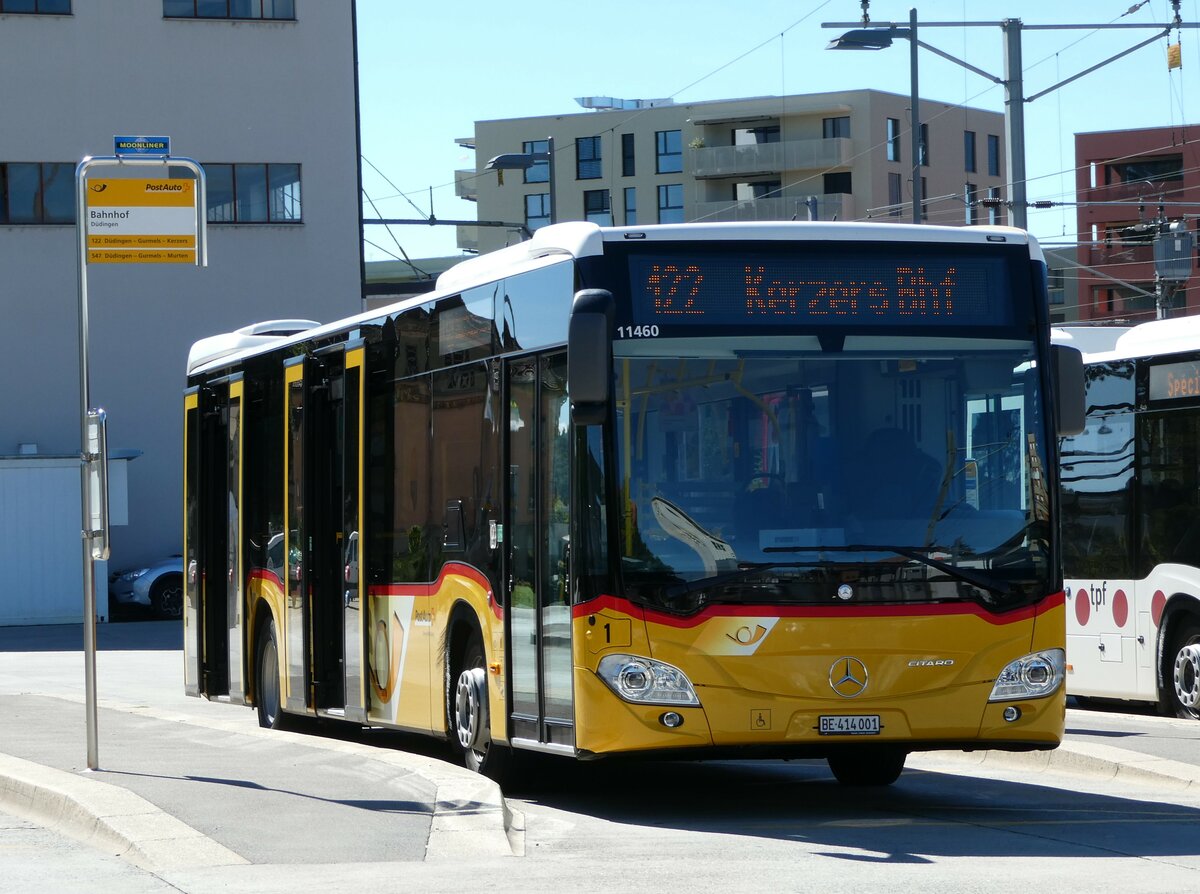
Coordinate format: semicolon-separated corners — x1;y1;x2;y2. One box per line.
455;225;478;252
455;169;478;201
692;194;855;223
691;138;853;178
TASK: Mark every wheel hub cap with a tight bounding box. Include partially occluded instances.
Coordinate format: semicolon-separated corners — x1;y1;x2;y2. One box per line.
455;667;487;751
1174;643;1200;709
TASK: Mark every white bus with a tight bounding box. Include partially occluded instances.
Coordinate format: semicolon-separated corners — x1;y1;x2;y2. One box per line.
1057;318;1200;718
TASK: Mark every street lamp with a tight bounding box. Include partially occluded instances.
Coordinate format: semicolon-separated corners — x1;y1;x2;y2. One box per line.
828;9;922;225
825;7;1198;231
485;135;556;227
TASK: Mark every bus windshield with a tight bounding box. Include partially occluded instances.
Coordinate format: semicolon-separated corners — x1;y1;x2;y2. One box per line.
612;335;1050;614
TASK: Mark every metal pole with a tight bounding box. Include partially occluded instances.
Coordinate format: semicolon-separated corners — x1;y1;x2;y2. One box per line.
547;135;557;225
1003;19;1027;229
74;158;99;771
909;9;922;225
73;153;207;772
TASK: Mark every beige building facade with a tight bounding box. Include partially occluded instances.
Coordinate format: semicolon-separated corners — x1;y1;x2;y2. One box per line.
456;90;1008;255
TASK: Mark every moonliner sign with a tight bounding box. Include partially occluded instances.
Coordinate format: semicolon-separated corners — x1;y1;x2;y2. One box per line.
85;178;198;264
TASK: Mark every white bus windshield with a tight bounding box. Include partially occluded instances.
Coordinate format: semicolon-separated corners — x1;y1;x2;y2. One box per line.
612;335;1050;612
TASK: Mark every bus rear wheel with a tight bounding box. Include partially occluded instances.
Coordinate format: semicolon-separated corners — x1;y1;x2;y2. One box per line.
452;632;511;782
255;616;286;730
827;746;907;786
1166;622;1200;720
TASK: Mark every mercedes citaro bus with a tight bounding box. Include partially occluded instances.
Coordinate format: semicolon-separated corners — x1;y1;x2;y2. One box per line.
184;221;1083;785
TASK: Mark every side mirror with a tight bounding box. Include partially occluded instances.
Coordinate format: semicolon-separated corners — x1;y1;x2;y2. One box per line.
1052;344;1085;437
568;289;614;425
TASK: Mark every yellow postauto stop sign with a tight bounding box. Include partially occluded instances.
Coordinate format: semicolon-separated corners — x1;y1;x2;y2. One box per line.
86;179;197;264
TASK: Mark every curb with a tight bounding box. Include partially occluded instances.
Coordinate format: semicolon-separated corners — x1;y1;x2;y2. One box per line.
0;752;248;872
913;740;1200;791
0;695;518;863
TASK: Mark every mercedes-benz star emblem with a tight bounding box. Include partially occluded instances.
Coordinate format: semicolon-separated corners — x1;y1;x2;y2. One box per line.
829;657;869;698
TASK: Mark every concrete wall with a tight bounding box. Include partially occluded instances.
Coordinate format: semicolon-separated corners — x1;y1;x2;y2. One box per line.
0;1;362;618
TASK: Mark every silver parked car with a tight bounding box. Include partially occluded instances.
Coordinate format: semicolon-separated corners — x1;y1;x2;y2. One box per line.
109;556;183;620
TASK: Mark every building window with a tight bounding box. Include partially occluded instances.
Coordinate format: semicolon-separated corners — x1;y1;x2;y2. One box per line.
886;118;901;162
988;186;1002;225
733;180;780;201
919;124;929;166
656;130;683;174
522;139;549;184
964;130;976;173
657;184;683;223
823;172;852;194
576;136;602;180
584;189;612;225
0;162;73;224
822;116;851;139
987;134;1000;177
164;0;295;18
887;172;902;217
624;187;636;225
202;163;301;223
965;183;979;224
732;125;780;144
525;193;550;231
0;0;71;12
621;133;635;177
1105;154;1184;184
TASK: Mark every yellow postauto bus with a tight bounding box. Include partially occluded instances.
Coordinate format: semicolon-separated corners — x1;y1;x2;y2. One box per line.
183;221;1084;786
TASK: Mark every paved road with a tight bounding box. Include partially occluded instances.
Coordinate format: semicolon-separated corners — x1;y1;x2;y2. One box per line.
3;620;1200;893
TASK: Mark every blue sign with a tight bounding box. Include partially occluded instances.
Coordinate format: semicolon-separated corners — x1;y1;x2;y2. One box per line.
113;135;171;157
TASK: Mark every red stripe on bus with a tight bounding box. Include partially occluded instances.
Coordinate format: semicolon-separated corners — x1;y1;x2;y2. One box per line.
572;591;1064;628
367;562;502;618
248;568;284;589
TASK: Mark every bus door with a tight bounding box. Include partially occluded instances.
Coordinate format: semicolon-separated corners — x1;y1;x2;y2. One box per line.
506;352;576;752
283;348;367;720
183;377;242;702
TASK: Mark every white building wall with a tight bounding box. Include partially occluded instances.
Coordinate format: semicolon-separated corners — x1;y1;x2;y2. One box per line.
0;1;362;620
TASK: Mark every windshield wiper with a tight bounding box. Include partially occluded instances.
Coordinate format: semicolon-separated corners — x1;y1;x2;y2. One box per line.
763;543;1011;598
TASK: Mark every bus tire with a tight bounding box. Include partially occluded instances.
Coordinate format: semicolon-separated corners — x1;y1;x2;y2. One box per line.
827;746;907;786
1165;621;1200;720
255;615;287;730
452;631;511;782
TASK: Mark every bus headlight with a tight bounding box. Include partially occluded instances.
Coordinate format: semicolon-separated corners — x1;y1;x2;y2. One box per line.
988;649;1065;702
596;654;700;707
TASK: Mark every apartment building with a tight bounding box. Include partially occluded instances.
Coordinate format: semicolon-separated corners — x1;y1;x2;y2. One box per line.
455;90;1008;255
1075;125;1200;322
0;1;362;623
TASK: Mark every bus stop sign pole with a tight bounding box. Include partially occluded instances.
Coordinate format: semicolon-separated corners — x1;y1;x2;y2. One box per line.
75;144;207;770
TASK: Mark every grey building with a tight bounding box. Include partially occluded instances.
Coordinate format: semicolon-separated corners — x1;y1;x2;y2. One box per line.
0;1;362;623
456;90;1008;255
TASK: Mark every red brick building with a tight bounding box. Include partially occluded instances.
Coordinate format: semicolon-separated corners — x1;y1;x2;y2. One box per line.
1075;125;1200;322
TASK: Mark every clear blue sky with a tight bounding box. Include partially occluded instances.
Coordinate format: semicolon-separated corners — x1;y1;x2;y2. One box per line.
356;0;1198;263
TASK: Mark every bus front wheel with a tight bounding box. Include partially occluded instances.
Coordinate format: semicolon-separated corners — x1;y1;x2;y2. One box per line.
255;616;286;730
827;747;907;786
1166;622;1200;720
452;632;511;781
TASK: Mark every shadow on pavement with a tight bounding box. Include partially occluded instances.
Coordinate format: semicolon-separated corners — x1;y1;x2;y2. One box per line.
500;753;1200;862
0;621;181;653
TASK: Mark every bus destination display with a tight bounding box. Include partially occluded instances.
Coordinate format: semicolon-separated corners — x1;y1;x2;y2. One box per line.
628;252;1012;328
1149;358;1200;402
